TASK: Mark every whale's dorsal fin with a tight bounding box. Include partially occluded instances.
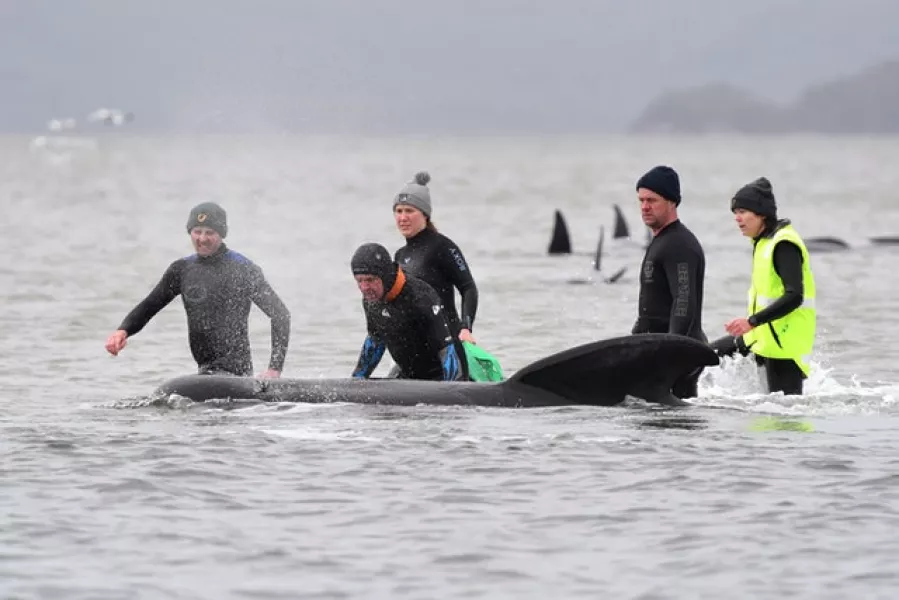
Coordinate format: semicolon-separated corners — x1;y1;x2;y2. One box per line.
548;209;572;254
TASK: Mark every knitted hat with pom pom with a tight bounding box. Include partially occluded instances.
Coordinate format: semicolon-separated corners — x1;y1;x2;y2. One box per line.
393;171;432;218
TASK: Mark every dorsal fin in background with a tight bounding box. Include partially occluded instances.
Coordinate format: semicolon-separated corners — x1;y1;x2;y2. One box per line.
612;204;630;239
593;225;604;271
870;235;899;246
548;209;572;254
805;236;850;252
604;266;627;284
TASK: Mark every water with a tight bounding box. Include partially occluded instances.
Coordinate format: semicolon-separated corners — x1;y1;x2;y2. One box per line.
2;133;899;599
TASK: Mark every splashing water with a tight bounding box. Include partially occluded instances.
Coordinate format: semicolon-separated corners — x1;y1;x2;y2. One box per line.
698;353;898;417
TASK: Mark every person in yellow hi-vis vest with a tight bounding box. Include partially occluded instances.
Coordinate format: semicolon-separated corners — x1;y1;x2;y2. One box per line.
710;177;816;395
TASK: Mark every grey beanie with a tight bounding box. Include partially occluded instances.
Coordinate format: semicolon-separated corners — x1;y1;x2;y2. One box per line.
186;201;228;237
393;171;432;218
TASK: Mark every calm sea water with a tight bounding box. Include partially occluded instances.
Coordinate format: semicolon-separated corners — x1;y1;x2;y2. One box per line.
2;133;899;599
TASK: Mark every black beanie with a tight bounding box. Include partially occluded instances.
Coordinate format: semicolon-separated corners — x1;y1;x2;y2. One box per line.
186;202;228;238
731;177;777;219
636;165;681;206
351;243;398;292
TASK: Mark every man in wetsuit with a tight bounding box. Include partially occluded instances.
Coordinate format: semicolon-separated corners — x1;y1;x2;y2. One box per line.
712;177;817;395
104;202;291;378
392;171;479;344
350;242;466;381
632;165;708;399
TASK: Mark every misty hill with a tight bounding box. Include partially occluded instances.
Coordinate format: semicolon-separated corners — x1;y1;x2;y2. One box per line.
4;0;899;133
630;60;899;134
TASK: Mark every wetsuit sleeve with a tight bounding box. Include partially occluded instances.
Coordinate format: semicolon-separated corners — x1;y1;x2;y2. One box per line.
352;307;386;378
748;242;804;327
248;268;292;372
424;299;464;380
352;335;386;378
438;344;464;381
662;247;702;336
117;261;182;336
439;241;479;331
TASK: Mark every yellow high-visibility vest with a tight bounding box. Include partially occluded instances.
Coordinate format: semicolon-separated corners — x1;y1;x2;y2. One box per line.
742;224;817;375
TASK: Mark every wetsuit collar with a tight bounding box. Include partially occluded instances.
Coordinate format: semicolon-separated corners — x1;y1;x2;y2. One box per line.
406;227;434;246
384;267;406;302
754;218;791;242
195;243;229;261
653;218;681;237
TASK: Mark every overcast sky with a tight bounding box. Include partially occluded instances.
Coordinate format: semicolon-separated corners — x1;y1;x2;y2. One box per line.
3;0;899;133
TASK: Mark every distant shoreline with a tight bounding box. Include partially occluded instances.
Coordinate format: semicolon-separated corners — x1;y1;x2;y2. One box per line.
630;59;899;135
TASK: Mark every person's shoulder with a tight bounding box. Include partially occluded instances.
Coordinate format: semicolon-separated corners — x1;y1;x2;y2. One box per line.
167;256;192;272
407;276;444;316
224;249;268;278
405;272;440;297
772;237;803;256
655;223;704;263
669;221;705;250
222;249;256;266
404;272;430;289
154;257;189;285
435;231;462;249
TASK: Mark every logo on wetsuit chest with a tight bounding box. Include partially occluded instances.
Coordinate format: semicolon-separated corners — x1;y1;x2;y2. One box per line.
183;284;209;303
381;308;390;318
432;305;441;315
642;260;654;281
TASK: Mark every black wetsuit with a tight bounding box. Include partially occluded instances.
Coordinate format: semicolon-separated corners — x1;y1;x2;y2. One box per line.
394;228;478;337
632;220;707;399
352;273;465;381
117;245;291;376
710;220;806;395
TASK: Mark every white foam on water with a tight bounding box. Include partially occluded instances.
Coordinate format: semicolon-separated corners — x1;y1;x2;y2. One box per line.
697;353;899;416
258;427;380;442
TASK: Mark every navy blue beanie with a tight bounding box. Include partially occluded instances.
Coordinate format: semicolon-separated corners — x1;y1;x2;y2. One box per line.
636;166;681;206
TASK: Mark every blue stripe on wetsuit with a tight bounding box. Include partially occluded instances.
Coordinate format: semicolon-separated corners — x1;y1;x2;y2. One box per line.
442;343;461;381
353;336;386;378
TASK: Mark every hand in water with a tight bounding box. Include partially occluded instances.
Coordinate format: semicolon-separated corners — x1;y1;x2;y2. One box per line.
459;329;476;344
259;368;281;379
105;330;128;356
